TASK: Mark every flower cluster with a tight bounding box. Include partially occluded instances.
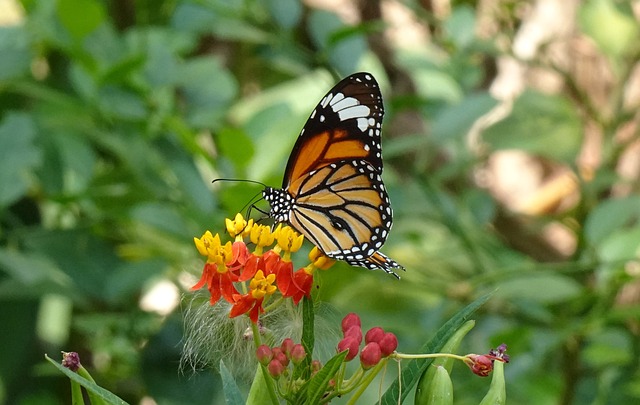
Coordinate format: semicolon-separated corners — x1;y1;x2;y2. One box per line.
256;338;307;379
337;313;398;369
191;214;335;322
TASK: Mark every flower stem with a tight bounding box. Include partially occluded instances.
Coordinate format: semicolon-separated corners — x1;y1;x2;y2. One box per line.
250;322;279;405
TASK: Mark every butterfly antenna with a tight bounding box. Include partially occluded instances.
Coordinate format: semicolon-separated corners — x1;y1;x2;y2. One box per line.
212;178;268;188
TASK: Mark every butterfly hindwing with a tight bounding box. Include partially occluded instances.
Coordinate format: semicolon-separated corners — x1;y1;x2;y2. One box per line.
288;160;391;257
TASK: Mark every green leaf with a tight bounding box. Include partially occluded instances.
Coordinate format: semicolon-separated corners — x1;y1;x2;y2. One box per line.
432;92;498;141
178;56;238;129
307;10;365;74
444;5;476;49
597;227;640;263
304;351;348;404
494;274;582;304
246;365;277;405
220;360;245;405
56;0;105;40
483;91;582;162
0;26;32;81
379;292;493;405
216;127;255;172
579;0;640;62
0;113;41;207
584;196;640;246
45;354;129;405
266;0;302;29
298;295;315;380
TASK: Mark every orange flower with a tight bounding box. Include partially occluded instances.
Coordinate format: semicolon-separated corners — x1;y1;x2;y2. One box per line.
191;231;239;304
229;270;277;322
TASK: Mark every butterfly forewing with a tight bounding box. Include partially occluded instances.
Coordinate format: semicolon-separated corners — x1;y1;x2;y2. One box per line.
283;73;384;189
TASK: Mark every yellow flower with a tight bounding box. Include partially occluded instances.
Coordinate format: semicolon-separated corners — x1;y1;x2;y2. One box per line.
274;225;304;255
225;213;253;240
250;224;275;254
250;270;277;299
309;246;335;270
193;231;233;267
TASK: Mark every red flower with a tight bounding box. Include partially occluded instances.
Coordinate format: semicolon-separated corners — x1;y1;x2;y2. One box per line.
229;270;277;323
287;268;314;305
191;262;239;304
191;231;240;304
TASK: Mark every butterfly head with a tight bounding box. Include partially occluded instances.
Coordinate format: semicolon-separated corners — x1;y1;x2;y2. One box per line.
262;187;293;223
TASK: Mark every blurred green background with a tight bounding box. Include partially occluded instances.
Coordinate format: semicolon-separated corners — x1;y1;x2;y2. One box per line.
1;0;640;404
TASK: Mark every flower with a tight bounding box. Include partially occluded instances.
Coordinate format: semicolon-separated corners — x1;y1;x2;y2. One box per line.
229;270;277;322
61;351;80;372
464;354;494;377
225;213;253;240
464;344;509;377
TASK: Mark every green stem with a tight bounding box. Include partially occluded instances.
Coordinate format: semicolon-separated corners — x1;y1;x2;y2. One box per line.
344;360;388;405
251;322;280;405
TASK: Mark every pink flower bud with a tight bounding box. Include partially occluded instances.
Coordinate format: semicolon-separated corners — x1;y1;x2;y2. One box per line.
337;336;360;361
364;327;384;344
360;342;382;369
290;344;306;364
344;325;363;344
256;345;273;365
267;359;285;378
281;338;295;357
379;332;398;357
311;359;322;374
272;347;289;367
341;313;361;333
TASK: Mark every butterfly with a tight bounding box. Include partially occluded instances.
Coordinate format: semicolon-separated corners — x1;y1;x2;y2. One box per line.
262;72;404;276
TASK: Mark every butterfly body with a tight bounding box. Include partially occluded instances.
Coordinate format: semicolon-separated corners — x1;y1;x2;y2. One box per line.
262;73;403;276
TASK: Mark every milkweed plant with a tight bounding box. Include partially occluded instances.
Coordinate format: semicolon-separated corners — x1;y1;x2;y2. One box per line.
50;213;508;405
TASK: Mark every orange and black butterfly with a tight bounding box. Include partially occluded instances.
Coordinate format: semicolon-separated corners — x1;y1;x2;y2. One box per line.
262;72;404;277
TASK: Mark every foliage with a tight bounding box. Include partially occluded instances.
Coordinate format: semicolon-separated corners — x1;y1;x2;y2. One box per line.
1;0;640;404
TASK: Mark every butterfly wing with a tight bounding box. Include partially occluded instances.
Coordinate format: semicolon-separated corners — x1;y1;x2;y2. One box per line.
264;72;403;275
286;160;402;275
282;72;384;188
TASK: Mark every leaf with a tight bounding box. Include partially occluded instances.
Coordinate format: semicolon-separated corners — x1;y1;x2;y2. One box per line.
432;92;498;141
298;295;315;379
0;26;32;81
579;0;640;62
597;227;640;263
584;196;640;246
304;351;348;404
56;0;105;40
266;0;302;29
45;354;129;405
178;56;238;129
220;360;245;405
0;113;41;207
379;292;493;405
246;365;276;405
494;274;582;304
483;91;582;162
